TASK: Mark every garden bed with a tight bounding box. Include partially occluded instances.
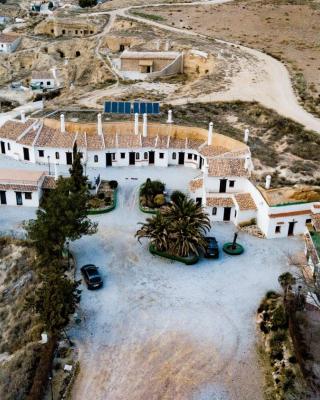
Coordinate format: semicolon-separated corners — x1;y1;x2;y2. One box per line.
149;244;199;265
139;179;166;214
87;180;117;215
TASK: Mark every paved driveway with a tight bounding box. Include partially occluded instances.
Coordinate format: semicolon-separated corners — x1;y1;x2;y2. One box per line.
68;172;303;400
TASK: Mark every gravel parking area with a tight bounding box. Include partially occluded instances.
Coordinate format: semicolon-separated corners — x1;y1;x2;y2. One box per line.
67;169;303;400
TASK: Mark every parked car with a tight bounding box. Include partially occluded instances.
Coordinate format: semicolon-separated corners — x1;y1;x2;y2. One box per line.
204;237;219;258
80;264;103;289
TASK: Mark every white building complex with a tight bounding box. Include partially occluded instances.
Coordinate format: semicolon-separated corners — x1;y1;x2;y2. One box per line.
0;112;319;239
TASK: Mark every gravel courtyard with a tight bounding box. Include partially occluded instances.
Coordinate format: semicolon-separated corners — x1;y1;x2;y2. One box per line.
64;167;304;400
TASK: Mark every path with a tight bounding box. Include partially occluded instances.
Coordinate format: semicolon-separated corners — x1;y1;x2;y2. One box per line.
79;0;320;133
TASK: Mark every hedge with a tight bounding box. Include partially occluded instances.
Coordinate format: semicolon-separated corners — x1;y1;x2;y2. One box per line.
149;244;199;265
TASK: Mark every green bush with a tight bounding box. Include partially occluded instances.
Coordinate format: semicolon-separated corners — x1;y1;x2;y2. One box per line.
109;180;118;189
271;305;288;330
154;194;166;207
170;190;186;205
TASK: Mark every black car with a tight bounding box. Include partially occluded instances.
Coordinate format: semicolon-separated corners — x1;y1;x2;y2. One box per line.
204;237;219;258
80;264;103;289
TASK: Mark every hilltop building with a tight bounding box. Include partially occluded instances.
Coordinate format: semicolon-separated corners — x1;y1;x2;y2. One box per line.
0;112;319;239
0;33;21;53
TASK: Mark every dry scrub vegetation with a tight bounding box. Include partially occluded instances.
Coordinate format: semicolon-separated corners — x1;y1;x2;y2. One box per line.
0;237;45;400
144;0;320;117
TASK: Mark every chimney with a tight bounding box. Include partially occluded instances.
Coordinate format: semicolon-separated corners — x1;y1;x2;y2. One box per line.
167;109;173;124
165;40;170;51
134;113;139;135
244;128;249;143
54;163;59;181
97;113;103;136
142;113;147;138
208;122;213;146
21;110;26;123
60;113;65;133
265;175;271;190
244;156;250;170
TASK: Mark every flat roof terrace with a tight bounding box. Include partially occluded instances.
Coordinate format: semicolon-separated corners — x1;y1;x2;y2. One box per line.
258;185;320;206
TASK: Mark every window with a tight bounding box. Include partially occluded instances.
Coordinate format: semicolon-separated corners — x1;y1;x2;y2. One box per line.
275;226;281;233
144;152;148;160
47;81;51;86
79;152;83;159
94;155;98;163
136;153;140;160
159;153;164;159
75;30;78;34
25;192;32;200
7;143;10;150
229;180;235;187
172;152;176;159
194;154;198;160
121;152;125;159
55;152;59;160
62;29;66;34
188;153;192;160
38;150;44;157
306;218;312;224
212;207;217;215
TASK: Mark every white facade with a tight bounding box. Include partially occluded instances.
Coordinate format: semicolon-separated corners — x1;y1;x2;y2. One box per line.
0;36;20;53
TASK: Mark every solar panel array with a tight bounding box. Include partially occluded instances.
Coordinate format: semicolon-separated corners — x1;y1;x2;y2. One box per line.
104;101;160;115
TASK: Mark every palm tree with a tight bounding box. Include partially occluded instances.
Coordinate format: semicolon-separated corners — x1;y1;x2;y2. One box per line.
278;272;296;302
136;197;210;257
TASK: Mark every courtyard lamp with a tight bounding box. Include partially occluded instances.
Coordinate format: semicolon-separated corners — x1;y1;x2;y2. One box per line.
47;155;51;175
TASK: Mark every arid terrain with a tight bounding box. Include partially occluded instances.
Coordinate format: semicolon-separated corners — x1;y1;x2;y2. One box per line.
140;0;320;116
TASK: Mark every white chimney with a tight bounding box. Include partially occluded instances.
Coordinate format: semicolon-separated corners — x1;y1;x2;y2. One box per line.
60;113;65;133
134;113;139;135
167;109;173;124
165;40;170;51
21;110;26;123
97;113;103;136
265;175;271;190
142;113;147;138
244;156;250;170
244;128;250;143
208;122;213;146
54;163;59;181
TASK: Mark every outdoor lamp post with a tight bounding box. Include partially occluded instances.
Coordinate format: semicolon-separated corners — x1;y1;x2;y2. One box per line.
47;155;51;175
49;376;53;400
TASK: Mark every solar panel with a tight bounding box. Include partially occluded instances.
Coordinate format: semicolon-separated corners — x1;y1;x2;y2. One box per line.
146;103;153;114
118;102;125;114
153;103;160;114
104;101;111;113
111;102;118;113
140;102;146;114
125;102;131;114
133;102;139;114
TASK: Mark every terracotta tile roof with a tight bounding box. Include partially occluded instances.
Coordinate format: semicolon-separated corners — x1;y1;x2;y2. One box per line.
87;134;104;150
32;71;54;80
141;136;156;147
269;209;311;218
234;193;257;211
0;119;34;140
35;126;76;148
189;178;203;193
103;133;115;149
117;134;141;148
0;184;38;191
75;132;87;148
311;214;320;232
206;197;234;207
169;137;186;149
0;33;19;43
187;139;204;150
17;128;38;146
42;176;57;190
199;145;228;157
314;204;320;209
155;135;169;149
208;158;248;177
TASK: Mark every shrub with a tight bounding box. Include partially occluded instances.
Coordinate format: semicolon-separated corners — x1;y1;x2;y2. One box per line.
109;180;118;189
266;290;280;299
260;321;269;334
98;192;105;200
170;190;186;204
271;305;288;330
154;194;166;207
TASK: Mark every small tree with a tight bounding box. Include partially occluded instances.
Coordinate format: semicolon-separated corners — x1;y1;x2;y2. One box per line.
278;272;296;302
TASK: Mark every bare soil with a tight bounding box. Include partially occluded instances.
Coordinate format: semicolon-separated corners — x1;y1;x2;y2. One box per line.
143;0;320;116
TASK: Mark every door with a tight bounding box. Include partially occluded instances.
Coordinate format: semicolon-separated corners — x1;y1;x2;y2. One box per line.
23;147;30;161
199;157;203;170
0;191;6;205
106;153;112;167
16;192;23;206
288;221;296;236
129;152;135;165
219;179;227;193
66;152;72;165
178;152;185;165
223;207;231;221
0;141;5;154
149;151;155;165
